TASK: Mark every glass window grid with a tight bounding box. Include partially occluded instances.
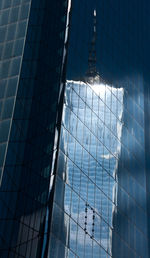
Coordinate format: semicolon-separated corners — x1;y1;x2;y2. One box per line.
54;174;146;258
0;0;69;257
57;148;146;241
60;126;116;197
57;77;148;251
61;112;146;204
0;0;29;149
63;103;119;161
0;36;25;59
53;193;112;257
64;85;146;174
63;103;145;183
0;0;31;10
66;84;145;179
61;1;148;257
70;81;144;153
57;152;114;224
0;0;148;256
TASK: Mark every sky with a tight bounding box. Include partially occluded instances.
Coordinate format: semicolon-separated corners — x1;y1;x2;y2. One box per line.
66;0;150;87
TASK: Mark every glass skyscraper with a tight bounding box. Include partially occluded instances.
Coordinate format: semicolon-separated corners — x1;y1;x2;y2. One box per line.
0;0;150;258
51;79;124;257
0;0;70;257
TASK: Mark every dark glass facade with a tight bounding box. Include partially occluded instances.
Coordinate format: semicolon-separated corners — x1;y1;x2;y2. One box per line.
48;0;150;258
0;0;150;258
0;0;69;257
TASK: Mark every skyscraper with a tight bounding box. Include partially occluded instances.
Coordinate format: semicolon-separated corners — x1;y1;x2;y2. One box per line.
0;0;150;258
47;2;149;258
0;0;70;257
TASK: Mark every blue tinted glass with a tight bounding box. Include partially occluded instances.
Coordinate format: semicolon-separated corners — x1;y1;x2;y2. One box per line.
0;143;6;166
6;77;18;97
0;120;10;142
0;61;10;79
0;79;7;99
10;58;21;76
0;9;9;25
3;42;14;59
13;38;24;57
16;21;27;38
7;24;17;41
2;98;14;119
19;3;30;20
0;27;6;43
9;7;19;23
3;0;11;8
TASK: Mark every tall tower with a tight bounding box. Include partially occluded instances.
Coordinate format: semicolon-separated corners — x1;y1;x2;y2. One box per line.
86;9;104;84
86;9;97;78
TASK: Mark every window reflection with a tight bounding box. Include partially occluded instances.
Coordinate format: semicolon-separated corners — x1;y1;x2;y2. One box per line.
58;79;124;256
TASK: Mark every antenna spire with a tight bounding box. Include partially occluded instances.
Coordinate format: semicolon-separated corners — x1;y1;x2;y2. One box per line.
86;9;97;79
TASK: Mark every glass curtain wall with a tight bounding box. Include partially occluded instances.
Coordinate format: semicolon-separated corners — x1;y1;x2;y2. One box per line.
49;0;149;257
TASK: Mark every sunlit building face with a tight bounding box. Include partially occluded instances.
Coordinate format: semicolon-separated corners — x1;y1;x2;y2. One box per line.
54;79;124;257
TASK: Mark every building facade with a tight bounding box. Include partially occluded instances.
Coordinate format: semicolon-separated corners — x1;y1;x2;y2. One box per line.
0;0;150;258
0;0;70;257
48;0;150;257
49;79;124;257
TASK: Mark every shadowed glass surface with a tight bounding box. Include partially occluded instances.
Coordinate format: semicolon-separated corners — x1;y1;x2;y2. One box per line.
0;0;69;257
0;0;150;257
49;0;149;257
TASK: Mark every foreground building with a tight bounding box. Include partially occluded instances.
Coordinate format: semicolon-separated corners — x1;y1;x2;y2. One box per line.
0;0;150;257
0;0;70;257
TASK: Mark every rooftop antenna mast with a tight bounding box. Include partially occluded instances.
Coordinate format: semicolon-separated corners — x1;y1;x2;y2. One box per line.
86;9;97;79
